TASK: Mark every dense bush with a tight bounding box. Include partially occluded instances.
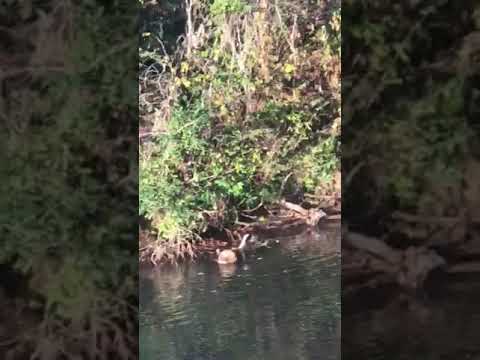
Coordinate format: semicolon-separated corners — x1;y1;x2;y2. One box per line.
1;1;137;358
140;0;341;261
343;0;479;228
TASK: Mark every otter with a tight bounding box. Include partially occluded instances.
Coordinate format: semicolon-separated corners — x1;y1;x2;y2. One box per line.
215;233;250;264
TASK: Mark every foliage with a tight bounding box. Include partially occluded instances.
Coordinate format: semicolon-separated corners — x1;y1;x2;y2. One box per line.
1;1;137;358
343;0;478;224
209;0;251;18
140;0;341;261
297;136;339;193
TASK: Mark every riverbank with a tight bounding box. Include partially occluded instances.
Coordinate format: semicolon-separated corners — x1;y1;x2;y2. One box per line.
139;0;341;265
140;193;341;266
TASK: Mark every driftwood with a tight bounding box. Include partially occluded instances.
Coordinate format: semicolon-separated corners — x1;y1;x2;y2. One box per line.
345;232;402;264
344;230;480;293
279;200;327;226
280;200;310;216
344;195;480;291
343;231;446;290
236;217;309;239
235;201;330;236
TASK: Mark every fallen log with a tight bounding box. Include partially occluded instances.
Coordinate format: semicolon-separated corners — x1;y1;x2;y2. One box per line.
343;231;446;290
344;232;402;265
279;200;310;216
279;200;327;226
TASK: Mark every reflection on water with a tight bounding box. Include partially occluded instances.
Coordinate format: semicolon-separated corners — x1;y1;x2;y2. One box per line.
140;225;341;360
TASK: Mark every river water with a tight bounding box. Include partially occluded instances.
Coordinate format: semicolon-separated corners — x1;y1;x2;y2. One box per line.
140;223;341;360
342;278;480;360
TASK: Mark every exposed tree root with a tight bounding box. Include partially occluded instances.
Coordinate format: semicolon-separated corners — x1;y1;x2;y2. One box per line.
140;200;339;266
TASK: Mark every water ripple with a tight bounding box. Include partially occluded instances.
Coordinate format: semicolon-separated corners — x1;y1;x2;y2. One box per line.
140;228;341;360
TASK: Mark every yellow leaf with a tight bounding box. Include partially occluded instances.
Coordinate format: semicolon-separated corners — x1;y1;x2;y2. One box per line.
283;63;296;74
180;62;189;73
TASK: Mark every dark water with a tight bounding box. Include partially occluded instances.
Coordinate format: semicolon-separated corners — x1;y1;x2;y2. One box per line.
140;224;341;360
342;279;480;360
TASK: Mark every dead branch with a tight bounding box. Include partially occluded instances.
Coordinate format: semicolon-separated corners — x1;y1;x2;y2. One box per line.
280;200;309;216
343;231;447;290
344;232;402;265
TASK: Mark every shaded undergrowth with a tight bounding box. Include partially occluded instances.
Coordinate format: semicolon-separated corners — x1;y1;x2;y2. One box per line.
1;1;138;358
